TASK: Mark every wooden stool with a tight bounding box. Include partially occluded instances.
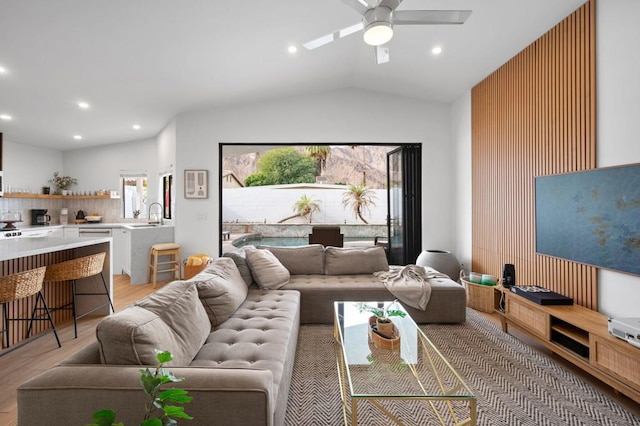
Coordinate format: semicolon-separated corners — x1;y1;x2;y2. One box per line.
44;252;113;339
0;266;61;350
148;243;182;288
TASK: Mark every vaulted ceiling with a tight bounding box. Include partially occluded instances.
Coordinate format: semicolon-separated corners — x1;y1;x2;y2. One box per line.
0;0;586;150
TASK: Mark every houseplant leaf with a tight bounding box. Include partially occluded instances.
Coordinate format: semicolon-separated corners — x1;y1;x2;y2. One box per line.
158;388;192;404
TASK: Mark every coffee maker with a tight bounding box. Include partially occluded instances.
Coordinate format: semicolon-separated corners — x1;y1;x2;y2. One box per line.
31;209;51;226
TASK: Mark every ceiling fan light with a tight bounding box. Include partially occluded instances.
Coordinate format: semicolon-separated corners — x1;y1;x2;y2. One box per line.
364;22;393;46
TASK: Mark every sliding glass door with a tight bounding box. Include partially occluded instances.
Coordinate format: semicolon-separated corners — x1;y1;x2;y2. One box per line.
387;145;422;265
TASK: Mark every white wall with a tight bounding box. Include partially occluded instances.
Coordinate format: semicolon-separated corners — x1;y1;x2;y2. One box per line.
156;119;177;223
595;0;640;318
157;119;176;176
63;137;158;203
2;141;63;193
451;92;473;276
175;88;453;258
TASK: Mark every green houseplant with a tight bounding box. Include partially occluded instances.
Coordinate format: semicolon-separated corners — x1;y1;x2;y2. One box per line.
356;301;406;323
88;350;193;426
49;171;77;194
356;301;406;337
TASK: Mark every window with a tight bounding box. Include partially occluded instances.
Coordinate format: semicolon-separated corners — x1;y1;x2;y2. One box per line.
162;174;173;219
120;171;148;218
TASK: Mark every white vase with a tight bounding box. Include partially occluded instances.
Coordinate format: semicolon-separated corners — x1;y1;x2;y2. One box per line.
61;189;68;196
416;250;461;281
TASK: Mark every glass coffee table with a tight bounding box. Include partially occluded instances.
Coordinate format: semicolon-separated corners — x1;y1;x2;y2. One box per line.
334;301;476;425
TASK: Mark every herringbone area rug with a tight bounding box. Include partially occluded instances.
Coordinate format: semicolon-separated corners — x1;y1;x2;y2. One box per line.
284;309;640;425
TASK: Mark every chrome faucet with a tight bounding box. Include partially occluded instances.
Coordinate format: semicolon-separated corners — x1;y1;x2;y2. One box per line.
148;202;163;224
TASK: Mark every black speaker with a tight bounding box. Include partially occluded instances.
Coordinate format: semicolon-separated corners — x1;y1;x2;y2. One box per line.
502;264;515;288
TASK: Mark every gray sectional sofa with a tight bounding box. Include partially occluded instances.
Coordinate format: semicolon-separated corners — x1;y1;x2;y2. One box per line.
17;245;466;426
225;244;466;324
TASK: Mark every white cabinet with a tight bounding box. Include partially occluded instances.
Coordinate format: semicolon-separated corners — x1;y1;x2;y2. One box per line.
128;226;174;284
20;227;63;238
123;230;131;276
112;228;131;275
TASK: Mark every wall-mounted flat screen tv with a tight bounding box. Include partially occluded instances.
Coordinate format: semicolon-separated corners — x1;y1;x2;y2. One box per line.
535;163;640;276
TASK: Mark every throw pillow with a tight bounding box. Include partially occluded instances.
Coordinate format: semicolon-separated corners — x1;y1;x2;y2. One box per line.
244;246;290;289
96;281;210;366
258;244;325;275
222;246;254;286
192;257;248;326
325;246;389;275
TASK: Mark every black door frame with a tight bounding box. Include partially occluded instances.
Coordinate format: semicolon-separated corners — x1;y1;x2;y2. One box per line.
218;142;421;257
387;144;422;265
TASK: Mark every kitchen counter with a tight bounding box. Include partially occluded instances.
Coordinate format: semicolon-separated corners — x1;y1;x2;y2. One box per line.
0;235;111;261
10;223;174;231
0;235;112;348
50;223;173;230
4;224;176;285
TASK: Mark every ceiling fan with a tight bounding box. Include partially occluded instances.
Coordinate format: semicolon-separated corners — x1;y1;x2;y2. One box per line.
303;0;472;64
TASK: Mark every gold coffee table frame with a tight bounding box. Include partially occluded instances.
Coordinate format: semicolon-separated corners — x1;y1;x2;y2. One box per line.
334;301;476;425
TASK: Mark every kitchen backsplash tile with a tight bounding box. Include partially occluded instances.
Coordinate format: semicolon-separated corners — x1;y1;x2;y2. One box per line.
0;197;128;226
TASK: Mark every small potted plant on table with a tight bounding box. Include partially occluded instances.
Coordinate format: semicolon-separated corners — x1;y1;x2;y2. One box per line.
357;302;406;350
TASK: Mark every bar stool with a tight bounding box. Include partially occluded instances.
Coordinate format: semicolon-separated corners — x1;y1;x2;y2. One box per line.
44;252;113;339
0;266;61;350
148;243;182;288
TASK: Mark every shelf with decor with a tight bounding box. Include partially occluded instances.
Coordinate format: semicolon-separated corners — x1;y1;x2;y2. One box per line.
2;193;116;199
494;286;640;404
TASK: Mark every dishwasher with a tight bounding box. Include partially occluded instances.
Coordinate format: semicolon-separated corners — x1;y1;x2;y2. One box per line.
78;228;112;238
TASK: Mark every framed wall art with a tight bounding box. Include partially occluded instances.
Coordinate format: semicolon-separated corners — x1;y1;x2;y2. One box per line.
184;169;208;199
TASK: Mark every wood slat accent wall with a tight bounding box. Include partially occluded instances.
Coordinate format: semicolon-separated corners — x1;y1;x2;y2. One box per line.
471;1;597;309
1;250;74;347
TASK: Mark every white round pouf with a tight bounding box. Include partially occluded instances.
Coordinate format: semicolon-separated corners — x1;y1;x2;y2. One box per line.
415;250;461;281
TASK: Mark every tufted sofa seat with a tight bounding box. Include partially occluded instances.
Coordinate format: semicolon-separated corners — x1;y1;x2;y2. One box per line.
18;259;300;426
283;273;465;324
225;244;466;324
191;289;300;425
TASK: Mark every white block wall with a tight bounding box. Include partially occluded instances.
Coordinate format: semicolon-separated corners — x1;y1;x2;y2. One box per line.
222;185;387;224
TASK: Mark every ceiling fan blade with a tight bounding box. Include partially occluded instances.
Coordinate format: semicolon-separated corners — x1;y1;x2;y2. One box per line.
393;10;472;25
338;0;377;16
374;45;390;64
303;22;364;50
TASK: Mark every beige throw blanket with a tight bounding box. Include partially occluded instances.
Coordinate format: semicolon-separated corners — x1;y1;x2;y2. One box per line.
374;265;450;310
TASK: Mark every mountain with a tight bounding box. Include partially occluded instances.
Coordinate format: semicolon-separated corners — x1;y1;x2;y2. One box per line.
222;145;396;189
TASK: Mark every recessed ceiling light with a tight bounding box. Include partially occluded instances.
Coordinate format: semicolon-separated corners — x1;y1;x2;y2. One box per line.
288;45;297;54
73;135;83;140
132;124;141;130
0;114;13;120
432;46;443;55
0;66;7;74
78;101;90;109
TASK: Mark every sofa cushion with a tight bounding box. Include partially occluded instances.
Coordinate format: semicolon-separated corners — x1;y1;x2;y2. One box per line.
324;246;389;275
245;247;290;289
191;257;248;326
222;246;254;286
96;281;210;366
258;244;325;275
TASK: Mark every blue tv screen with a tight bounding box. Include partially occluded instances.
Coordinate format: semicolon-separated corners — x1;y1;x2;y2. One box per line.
535;163;640;276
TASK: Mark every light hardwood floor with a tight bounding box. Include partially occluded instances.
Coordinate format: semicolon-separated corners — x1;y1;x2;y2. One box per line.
1;278;638;425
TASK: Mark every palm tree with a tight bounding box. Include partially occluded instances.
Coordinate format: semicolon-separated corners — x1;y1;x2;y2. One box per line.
342;184;376;224
305;145;331;177
348;145;366;184
278;194;321;223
